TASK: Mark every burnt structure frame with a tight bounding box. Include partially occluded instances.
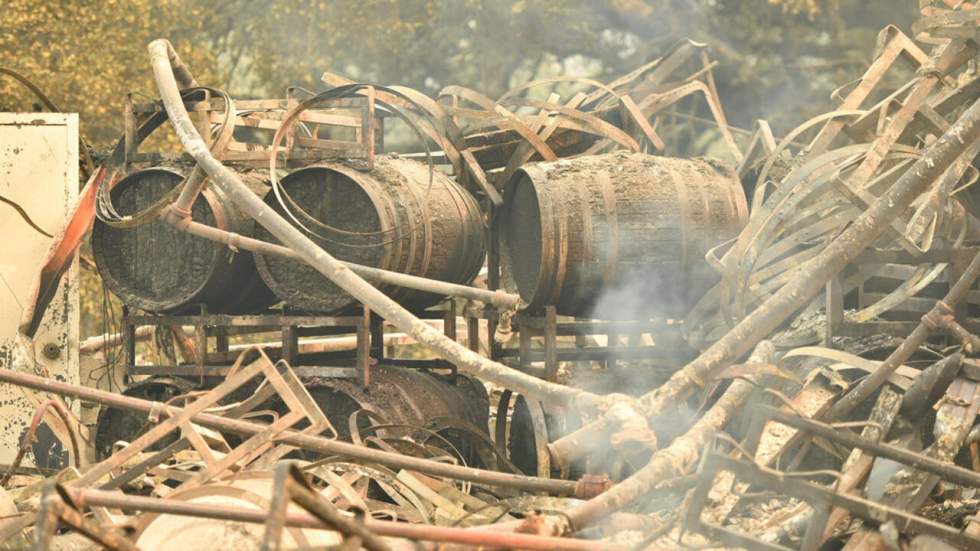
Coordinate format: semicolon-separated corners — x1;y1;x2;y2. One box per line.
122;304;374;384
683;403;980;551
825;246;980;341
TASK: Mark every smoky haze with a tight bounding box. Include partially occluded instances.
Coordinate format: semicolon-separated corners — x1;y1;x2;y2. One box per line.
209;1;915;145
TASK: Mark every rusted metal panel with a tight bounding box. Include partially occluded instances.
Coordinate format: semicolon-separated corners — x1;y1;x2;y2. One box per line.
0;113;79;469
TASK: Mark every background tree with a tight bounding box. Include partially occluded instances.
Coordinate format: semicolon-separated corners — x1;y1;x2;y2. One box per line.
1;0;921;338
0;0;219;145
2;0;918;145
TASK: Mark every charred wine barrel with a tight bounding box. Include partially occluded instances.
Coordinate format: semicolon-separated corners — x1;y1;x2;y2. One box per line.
92;167;275;313
306;367;492;467
309;368;488;438
253;156;486;313
93;376;195;460
501;152;747;318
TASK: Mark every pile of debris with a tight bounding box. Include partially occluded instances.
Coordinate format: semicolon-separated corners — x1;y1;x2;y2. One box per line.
4;1;980;550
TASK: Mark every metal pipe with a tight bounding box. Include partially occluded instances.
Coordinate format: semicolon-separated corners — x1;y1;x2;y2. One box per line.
0;367;577;495
147;39;595;412
37;482;142;551
64;488;624;551
80;326;156;355
169;166;209;218
166;212;521;309
81;323;449;356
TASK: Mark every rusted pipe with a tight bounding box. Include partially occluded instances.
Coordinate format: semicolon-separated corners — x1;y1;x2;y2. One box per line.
37;482;142;551
0;367;578;495
921;301;980;352
64;487;624;551
165;212;521;309
147;39;593;412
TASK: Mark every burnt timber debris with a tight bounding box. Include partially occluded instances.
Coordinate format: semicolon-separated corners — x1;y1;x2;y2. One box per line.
6;2;980;550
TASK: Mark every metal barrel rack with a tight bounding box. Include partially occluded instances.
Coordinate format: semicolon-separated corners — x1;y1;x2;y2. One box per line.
824;246;980;342
121;298;495;387
498;306;689;382
122;305;372;383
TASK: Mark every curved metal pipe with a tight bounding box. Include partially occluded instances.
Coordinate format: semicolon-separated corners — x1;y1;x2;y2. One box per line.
66;487;624;551
136;47;644;544
147;39;596;412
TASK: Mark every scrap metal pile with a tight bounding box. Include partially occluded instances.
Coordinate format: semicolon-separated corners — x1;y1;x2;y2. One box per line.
6;1;980;549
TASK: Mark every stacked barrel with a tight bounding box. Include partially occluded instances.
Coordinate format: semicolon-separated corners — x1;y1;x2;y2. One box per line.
94;152;747;320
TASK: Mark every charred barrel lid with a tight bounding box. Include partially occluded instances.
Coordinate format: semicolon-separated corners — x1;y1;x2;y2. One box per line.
91;166;274;314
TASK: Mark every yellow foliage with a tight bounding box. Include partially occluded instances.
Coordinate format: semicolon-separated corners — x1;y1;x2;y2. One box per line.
0;0;219;148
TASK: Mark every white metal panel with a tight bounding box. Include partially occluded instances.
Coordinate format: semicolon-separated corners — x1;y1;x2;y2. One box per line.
0;113;79;467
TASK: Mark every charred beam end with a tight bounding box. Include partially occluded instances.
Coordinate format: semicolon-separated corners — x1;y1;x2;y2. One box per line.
557;341;775;533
